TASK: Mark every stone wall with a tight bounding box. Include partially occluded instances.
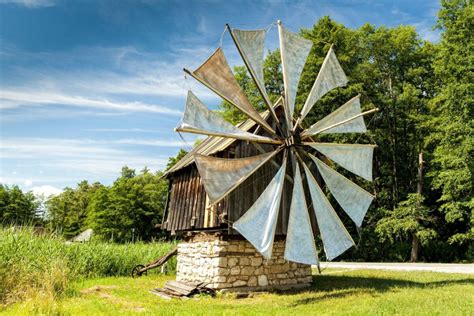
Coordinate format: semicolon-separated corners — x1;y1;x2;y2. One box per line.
176;238;312;290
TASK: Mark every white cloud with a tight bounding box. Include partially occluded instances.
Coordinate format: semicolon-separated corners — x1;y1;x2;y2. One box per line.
0;90;182;115
1;44;219;97
413;22;440;42
0;0;54;8
31;185;62;197
0;137;188;160
0;137;184;189
0;44;223;120
114;138;191;147
197;16;208;34
84;128;165;133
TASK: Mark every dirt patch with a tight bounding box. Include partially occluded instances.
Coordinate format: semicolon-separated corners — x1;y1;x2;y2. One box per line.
80;285;118;294
80;285;145;312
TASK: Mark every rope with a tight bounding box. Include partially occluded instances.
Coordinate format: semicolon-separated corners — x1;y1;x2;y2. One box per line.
218;26;227;48
177;131;194;150
183;73;191;92
355;113;377;145
265;21;277;32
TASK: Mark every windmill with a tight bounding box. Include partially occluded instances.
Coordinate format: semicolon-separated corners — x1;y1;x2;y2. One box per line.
175;21;378;265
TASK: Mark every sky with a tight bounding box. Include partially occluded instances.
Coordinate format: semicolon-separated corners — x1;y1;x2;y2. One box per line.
0;0;440;196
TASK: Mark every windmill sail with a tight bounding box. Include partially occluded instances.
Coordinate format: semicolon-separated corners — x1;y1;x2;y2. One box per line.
301;95;366;137
303;163;354;260
310;154;374;228
233;154;287;259
189;47;275;134
194;150;279;205
299;46;348;122
284;162;319;265
278;22;313;127
306;143;375;181
230;28;279;123
231;29;266;95
176;91;279;144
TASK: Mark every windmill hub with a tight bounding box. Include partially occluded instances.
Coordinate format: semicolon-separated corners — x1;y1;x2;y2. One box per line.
284;135;296;147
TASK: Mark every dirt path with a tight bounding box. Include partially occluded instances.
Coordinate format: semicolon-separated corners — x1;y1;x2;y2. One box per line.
316;262;474;274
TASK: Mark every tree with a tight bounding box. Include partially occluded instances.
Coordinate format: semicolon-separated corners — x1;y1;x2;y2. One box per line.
86;168;168;242
166;149;188;171
425;0;473;248
0;185;40;225
376;194;437;262
46;181;102;238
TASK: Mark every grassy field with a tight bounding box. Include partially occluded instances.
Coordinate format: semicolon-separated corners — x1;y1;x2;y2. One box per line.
0;227;176;306
3;269;473;315
2;228;473;315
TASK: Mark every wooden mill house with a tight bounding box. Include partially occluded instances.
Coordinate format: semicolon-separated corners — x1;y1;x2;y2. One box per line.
162;105;314;290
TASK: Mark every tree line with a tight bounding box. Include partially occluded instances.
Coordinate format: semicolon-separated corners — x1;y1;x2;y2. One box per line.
0;1;471;261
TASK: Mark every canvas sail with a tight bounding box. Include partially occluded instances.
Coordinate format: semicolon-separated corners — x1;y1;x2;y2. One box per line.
233;153;287;259
310;154;374;228
303;163;354;260
194;150;279;205
231;29;266;95
231;28;279;123
278;23;313;126
176;91;279;144
305;143;375;181
301;95;366;137
190;47;275;134
299;46;348;122
284;163;319;265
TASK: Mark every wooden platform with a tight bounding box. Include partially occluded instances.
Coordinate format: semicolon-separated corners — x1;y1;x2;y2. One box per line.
150;280;215;299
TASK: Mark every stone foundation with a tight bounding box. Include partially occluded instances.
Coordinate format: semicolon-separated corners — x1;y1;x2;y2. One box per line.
176;237;312;290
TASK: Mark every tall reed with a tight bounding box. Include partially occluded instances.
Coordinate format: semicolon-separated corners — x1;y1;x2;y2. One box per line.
0;227;176;306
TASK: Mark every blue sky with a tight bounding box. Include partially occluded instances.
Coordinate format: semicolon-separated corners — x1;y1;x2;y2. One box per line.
0;0;440;196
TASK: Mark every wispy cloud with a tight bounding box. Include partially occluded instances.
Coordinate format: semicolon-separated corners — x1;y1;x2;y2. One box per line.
84;128;166;133
413;21;440;42
0;0;54;8
31;185;62;197
114;138;189;147
0;89;182;115
0;137;184;189
1;44;219;97
0;44;222;120
0;137;188;158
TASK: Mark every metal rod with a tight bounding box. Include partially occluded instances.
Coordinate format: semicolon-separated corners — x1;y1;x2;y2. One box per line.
277;20;293;134
175;126;283;145
302;107;379;138
302;142;378;148
183;68;278;136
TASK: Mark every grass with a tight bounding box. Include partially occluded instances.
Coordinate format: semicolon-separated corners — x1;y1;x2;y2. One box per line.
3;269;473;315
2;228;473;315
0;227;176;306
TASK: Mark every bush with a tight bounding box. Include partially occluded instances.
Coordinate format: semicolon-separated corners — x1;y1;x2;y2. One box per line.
0;227;176;305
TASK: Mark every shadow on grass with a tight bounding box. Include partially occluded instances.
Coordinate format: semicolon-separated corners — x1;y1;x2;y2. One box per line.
283;274;474;306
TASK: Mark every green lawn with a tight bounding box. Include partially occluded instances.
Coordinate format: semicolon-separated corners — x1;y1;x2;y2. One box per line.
3;269;473;315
